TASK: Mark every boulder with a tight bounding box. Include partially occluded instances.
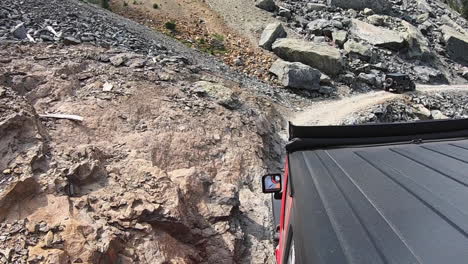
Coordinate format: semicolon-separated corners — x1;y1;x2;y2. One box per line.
278;7;292;19
332;30;348;47
259;23;286;50
350;19;406;50
441;15;468;35
327;0;391;14
307;19;332;36
441;25;468;65
344;40;373;59
367;15;385;26
272;38;342;76
255;0;276;12
269;59;321;90
401;21;431;59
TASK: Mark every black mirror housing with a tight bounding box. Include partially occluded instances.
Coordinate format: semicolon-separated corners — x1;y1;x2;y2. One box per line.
262;174;282;193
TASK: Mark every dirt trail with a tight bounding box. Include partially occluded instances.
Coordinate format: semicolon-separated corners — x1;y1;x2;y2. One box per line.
291;85;468;126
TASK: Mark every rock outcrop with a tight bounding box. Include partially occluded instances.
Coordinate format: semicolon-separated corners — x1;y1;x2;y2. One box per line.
272;38;343;76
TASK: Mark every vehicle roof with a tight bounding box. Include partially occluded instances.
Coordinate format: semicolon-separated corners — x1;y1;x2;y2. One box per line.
287;119;468;263
289;138;468;264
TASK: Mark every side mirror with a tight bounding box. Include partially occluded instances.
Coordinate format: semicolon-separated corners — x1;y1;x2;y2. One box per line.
262;174;282;193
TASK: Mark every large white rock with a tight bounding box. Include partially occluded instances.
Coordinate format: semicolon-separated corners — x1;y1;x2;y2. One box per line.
272;38;343;76
350;19;405;50
269;59;321;90
259;23;286;50
441;25;468;65
327;0;391;14
344;40;373;59
401;21;431;59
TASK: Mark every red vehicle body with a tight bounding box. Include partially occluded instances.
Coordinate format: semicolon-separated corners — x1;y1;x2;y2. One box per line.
275;157;291;264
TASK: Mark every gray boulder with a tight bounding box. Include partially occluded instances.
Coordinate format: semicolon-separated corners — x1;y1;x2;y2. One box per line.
441;25;468;65
255;0;276;12
327;0;392;14
367;15;385;26
269;59;321;90
10;23;27;39
350;19;406;50
332;30;348;47
344;40;373;59
401;21;431;59
307;19;332;35
272;38;343;76
259;23;286;50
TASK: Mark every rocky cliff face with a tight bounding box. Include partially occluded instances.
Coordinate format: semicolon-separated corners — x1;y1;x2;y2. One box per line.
0;42;284;263
0;0;293;262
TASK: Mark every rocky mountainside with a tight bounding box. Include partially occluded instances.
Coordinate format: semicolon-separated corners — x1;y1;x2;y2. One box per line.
1;0;468;263
0;0;297;263
256;0;468;92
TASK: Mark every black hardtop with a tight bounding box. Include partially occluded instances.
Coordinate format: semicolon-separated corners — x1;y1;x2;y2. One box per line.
287;118;468;152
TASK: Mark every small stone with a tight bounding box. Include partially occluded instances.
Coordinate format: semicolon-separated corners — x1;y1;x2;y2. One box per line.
307;3;327;11
413;104;431;119
255;0;276;12
11;23;27;39
431;110;448;120
3;169;11;174
44;231;54;248
417;13;430;23
103;82;113;92
278;7;292;20
332;30;348;47
63;36;81;45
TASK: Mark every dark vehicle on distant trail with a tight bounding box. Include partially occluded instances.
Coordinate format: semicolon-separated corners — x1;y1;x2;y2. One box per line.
262;118;468;264
384;73;416;93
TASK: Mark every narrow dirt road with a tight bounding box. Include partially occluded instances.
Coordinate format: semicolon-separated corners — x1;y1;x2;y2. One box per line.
291;85;468;126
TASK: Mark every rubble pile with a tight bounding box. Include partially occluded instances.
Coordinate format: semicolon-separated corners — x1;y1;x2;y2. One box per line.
343;91;468;124
257;0;468;91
